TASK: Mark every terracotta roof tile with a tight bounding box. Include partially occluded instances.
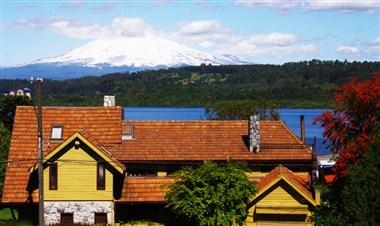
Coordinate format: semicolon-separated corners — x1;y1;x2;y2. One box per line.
110;120;312;162
118;167;312;203
118;177;175;203
257;165;313;201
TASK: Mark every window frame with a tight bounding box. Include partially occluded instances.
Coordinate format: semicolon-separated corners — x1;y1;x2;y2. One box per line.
122;124;134;140
60;213;73;224
94;212;108;224
49;162;58;190
50;125;63;140
97;162;106;190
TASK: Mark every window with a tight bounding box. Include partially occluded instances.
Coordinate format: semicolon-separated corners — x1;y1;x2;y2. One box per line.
97;162;105;190
49;162;57;190
60;213;73;224
51;125;63;140
95;212;107;224
122;124;134;140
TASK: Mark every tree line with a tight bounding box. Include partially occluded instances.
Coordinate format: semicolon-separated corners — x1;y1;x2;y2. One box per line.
0;60;379;108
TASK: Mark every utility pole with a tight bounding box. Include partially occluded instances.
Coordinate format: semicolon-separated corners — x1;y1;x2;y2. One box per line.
35;78;44;226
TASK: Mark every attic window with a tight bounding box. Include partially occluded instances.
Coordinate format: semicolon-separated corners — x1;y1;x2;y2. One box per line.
122;124;134;140
51;125;63;140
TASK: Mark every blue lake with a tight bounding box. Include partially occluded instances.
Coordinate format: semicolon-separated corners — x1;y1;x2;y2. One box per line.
124;107;330;155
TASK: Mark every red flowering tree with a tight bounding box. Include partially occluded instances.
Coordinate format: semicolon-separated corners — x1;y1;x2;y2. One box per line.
315;73;380;177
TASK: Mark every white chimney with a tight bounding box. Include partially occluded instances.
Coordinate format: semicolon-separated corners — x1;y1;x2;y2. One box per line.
104;95;115;107
249;115;260;152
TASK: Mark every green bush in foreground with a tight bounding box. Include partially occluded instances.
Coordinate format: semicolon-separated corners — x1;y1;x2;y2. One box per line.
166;161;256;226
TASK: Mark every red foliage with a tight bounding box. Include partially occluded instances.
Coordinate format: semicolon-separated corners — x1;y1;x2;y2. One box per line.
314;73;380;177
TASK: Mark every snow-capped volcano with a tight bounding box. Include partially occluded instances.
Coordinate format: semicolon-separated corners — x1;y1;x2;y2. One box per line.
1;36;247;79
36;36;243;67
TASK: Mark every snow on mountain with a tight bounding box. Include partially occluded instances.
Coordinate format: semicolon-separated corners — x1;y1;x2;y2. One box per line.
35;36;245;67
0;36;247;79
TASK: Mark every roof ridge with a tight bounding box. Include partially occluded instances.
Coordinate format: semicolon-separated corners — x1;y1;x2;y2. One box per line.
278;120;312;153
123;120;247;123
18;106;122;109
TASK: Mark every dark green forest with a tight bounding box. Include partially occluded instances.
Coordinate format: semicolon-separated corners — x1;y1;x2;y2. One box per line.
0;60;379;108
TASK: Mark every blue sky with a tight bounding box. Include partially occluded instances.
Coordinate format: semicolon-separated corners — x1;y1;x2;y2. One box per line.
1;0;379;66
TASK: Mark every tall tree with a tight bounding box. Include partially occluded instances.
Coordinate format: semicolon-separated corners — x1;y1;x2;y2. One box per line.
0;95;33;131
205;100;279;120
0;95;32;194
165;161;256;226
314;74;380;176
314;134;380;225
313;74;380;225
0;122;10;193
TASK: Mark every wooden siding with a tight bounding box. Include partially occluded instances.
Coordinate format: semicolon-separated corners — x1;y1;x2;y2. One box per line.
245;181;313;226
246;172;309;183
44;146;113;200
257;184;305;206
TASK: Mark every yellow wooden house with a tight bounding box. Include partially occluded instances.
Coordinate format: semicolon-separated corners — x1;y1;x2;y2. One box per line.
28;131;125;224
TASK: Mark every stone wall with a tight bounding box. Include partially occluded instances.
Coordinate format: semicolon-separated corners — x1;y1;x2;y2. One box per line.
44;201;114;225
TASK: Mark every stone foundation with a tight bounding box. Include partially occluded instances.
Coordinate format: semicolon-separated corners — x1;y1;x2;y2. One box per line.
44;201;113;225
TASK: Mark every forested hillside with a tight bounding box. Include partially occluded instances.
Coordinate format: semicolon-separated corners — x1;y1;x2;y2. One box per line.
1;60;379;108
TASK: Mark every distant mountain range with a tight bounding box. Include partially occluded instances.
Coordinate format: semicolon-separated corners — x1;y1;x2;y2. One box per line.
0;36;247;80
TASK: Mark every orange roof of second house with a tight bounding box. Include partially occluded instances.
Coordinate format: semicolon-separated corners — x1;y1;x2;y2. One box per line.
110;120;312;162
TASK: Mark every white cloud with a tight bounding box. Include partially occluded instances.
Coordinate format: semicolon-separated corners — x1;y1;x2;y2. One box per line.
177;20;230;36
219;42;318;60
12;17;153;39
57;1;85;10
247;33;298;46
366;37;380;59
235;0;300;12
110;17;153;37
308;0;380;12
336;45;360;55
369;37;380;45
234;0;380;13
172;21;317;61
11;17;319;62
171;20;235;49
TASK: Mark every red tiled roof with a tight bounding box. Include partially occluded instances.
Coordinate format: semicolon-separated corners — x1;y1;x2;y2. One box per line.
257;165;313;202
119;167;312;203
118;177;175;203
77;130;125;171
109;120;312;162
2;106;123;203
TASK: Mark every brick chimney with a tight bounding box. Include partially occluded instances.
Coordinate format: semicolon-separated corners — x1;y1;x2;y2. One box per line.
249;115;260;152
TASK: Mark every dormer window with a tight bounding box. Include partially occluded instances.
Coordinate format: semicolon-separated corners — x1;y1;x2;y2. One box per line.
51;125;63;140
122;124;134;140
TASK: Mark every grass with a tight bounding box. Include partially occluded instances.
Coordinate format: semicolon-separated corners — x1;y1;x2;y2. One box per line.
0;208;18;221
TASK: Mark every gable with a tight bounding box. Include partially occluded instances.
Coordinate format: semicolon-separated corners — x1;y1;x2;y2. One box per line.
251;176;316;208
43;143;114;201
30;132;124;174
255;179;310;207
